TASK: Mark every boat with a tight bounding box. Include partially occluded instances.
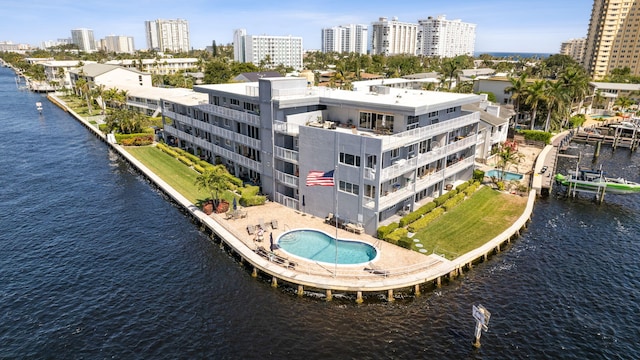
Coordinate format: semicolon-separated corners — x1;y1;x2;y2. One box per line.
36;102;43;113
555;169;640;194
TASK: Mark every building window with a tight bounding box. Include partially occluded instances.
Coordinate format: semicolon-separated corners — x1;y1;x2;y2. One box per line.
339;181;360;195
339;152;361;167
364;184;376;198
366;154;377;169
230;98;240;106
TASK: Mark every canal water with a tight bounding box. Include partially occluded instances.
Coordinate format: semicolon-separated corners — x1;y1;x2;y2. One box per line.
1;66;638;359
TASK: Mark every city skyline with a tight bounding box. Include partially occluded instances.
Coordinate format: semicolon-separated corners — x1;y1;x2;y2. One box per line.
3;0;589;53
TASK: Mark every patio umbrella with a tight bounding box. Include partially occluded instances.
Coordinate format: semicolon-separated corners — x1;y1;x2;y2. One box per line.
270;232;275;251
232;197;237;211
302;195;306;213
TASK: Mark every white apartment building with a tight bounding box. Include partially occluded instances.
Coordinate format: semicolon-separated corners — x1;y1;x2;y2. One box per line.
321;24;368;54
41;60;97;89
105;58;199;75
145;19;190;53
161;77;482;235
233;30;303;70
417;15;476;58
102;35;136;54
71;28;96;52
371;17;418;55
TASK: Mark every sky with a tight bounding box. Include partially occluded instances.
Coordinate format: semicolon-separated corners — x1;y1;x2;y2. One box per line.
2;0;591;54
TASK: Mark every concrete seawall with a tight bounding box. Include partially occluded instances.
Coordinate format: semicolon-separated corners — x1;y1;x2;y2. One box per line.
48;93;537;302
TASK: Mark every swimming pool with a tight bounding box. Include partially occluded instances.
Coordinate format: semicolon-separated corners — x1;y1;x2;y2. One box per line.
485;169;524;181
590;115;612;119
277;229;378;265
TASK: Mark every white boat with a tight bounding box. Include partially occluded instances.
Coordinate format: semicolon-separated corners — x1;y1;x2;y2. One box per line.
36;102;43;113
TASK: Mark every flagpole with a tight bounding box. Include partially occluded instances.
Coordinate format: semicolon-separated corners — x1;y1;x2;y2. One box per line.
334;164;338;278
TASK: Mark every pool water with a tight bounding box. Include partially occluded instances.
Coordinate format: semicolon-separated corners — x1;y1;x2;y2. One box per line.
277;229;378;265
485;169;524;181
590;115;612;119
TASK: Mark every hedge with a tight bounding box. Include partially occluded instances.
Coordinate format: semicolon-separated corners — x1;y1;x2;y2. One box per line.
399;201;438;227
442;192;466;211
239;185;266;206
385;228;408;243
177;156;193;167
377;222;399;239
456;181;470;192
398;237;413;249
464;183;479;196
407;207;445;232
434;191;454;207
518;129;552;144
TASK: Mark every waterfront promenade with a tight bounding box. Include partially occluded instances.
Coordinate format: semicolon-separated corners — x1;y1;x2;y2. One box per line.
48;93;538;301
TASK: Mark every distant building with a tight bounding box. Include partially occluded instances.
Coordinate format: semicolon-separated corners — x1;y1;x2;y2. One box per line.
69;63;152;90
0;41;30;53
145;19;190;52
583;0;640;79
41;38;72;49
71;28;96;52
559;38;586;63
102;35;136;54
233;71;282;83
371;17;418;55
321;24;368;54
41;60;97;89
105;58;199;75
416;15;476;58
233;29;303;70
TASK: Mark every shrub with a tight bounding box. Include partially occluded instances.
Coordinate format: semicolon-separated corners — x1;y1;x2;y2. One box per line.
442;192;466;211
399;211;422;227
419;201;437;214
518;129;552;144
434;192;453;207
385;228;408;243
377;222;399;239
239;185;266;206
496;181;506;191
456;182;470;192
193;164;205;174
569;114;586;128
177;156;193;167
398;237;413;249
407;207;445;232
464;183;478;196
119;134;153;146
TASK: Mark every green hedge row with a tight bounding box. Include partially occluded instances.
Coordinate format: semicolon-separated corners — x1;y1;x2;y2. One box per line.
434;189;458;207
385;227;408;243
519;130;552;144
399;201;437;227
377;222;399;239
398;237;413;249
240;185;266;206
442;192;466;211
464;182;479;196
407;207;445;233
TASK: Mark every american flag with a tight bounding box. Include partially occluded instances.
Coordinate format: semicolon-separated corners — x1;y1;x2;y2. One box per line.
306;170;335;186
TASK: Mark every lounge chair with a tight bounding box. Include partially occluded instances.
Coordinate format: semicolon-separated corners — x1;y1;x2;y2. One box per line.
271;219;278;229
247;224;256;235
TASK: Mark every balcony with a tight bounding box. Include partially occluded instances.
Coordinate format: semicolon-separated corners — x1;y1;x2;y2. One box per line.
195;103;260;126
273;120;300;135
274;146;299;164
380;111;479;151
275;170;299;189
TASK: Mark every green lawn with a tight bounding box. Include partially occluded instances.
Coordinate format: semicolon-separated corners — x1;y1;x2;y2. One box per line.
411;187;527;259
125;146;211;205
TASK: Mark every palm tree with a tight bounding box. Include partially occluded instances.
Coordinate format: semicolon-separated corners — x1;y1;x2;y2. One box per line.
495;142;524;181
194;165;234;208
439;57;462;90
614;96;634;113
543;80;570;132
92;84;106;115
523;80;547;130
505;74;528;128
592;89;604;111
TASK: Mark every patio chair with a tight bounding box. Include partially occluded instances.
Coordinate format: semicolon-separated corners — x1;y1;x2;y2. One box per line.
246;224;256;235
271;219;278;229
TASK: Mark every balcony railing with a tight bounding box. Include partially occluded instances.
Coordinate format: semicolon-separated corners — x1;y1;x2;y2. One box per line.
275;192;300;210
164;126;261;172
273;120;300;135
274;146;299;164
380;112;480;151
275;170;299;189
195;103;260;126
